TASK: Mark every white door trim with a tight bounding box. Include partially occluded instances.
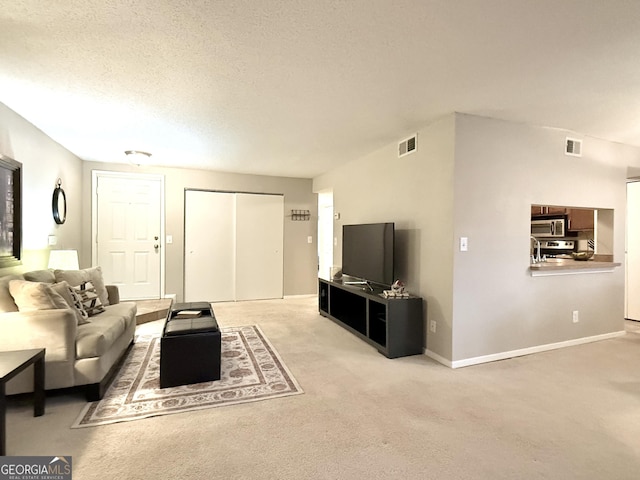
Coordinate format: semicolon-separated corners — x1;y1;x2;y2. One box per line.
91;170;166;298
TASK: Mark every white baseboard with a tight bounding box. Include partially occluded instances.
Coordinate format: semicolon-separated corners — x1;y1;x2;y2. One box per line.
283;294;317;299
425;330;627;369
424;349;453;368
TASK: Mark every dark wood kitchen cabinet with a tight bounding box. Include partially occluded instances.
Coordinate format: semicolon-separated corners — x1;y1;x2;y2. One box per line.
531;206;569;216
547;207;568;215
567;208;594;231
531;205;545;216
531;205;594;231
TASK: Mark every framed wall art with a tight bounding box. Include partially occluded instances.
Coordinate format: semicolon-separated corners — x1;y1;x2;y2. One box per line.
0;155;22;268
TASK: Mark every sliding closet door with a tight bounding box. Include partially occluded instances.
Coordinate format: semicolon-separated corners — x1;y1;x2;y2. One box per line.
184;190;235;302
235;193;284;301
184;190;284;302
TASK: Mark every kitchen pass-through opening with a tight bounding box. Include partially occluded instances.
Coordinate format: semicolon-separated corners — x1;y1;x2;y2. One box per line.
530;205;614;260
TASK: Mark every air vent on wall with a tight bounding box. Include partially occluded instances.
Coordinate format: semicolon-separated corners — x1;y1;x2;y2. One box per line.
398;134;418;158
565;137;582;157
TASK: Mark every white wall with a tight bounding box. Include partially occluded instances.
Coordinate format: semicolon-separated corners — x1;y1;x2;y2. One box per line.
0;103;83;273
82;161;317;301
314;112;640;365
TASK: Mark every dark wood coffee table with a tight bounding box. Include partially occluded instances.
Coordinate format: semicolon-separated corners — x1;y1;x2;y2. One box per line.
0;348;45;455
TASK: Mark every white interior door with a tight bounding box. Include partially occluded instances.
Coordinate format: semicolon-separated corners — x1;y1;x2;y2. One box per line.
184;190;236;302
626;181;640;320
184;190;284;302
235;193;284;301
95;174;163;300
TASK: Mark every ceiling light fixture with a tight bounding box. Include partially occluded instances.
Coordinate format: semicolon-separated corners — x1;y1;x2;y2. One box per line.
124;150;152;165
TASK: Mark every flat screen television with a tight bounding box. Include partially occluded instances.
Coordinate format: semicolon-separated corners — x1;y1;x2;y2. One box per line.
342;222;394;287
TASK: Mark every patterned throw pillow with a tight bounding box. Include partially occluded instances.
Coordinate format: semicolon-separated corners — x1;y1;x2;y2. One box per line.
51;281;90;325
66;286;90;323
73;281;106;317
54;267;110;306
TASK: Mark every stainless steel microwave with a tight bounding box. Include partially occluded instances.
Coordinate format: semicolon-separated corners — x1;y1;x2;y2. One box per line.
531;218;566;237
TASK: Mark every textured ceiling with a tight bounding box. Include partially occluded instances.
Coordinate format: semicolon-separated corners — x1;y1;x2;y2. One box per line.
1;1;640;178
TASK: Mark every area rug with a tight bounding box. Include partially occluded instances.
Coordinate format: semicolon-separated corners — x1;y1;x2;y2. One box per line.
72;325;303;427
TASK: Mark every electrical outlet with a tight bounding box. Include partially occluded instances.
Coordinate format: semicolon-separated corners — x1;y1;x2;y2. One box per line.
429;320;437;333
572;310;579;323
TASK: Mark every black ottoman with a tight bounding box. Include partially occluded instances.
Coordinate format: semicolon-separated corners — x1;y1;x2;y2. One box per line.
160;302;221;388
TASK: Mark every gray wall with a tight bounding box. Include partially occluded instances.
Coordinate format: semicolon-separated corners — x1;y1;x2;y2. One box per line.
314;115;457;360
81;161;317;301
313;112;640;364
6;96;639;364
0;103;83;274
451;114;638;362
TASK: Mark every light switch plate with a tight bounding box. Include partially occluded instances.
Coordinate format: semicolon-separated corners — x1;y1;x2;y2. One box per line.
307;236;313;244
460;237;468;251
48;235;57;246
166;235;173;244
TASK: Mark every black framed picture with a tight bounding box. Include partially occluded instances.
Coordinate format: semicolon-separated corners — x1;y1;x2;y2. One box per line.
0;155;22;268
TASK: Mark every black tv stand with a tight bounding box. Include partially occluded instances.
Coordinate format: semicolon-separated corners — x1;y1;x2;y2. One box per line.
318;279;424;358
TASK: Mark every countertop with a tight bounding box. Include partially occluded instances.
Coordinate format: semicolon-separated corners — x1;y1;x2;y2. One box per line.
529;259;621;276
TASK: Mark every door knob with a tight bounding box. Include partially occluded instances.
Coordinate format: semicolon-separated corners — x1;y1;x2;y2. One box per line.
154;244;159;249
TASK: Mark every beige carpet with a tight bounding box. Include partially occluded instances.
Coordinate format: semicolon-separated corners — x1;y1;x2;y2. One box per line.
72;325;302;427
5;297;640;479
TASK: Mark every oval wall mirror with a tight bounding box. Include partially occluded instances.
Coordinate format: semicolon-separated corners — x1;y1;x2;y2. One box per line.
52;179;66;224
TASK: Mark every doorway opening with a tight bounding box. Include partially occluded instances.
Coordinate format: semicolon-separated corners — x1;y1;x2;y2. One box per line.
626;180;640;321
317;191;334;280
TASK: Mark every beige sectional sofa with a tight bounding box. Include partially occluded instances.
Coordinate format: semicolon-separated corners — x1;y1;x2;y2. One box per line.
0;267;136;400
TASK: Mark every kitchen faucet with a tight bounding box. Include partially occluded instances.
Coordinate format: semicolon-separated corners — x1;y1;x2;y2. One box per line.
530;235;543;263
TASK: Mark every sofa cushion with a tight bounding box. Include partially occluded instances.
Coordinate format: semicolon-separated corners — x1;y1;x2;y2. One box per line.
51;281;90;325
9;280;69;311
75;302;136;359
0;274;23;312
23;269;56;283
54;266;110;306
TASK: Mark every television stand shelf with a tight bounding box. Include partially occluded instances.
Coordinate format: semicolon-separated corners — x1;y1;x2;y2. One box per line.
318;279;424;358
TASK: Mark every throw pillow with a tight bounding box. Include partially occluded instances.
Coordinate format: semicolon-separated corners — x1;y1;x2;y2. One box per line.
23;269;56;283
9;280;69;312
54;266;109;306
0;275;23;313
51;281;90;325
73;281;106;317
